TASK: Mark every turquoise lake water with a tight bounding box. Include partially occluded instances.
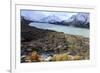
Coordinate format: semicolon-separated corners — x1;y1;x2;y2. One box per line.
29;22;89;38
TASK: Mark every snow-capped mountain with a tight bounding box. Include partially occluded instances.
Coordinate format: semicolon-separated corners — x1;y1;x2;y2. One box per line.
21;11;89;28
40;15;62;23
61;13;89;28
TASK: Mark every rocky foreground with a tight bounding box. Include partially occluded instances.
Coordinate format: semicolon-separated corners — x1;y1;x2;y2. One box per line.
21;17;89;63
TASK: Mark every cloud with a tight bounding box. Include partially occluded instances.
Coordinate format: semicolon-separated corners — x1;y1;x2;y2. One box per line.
21;10;78;21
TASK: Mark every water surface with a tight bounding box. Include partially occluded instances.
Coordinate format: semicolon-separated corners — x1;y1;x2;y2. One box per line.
29;22;89;37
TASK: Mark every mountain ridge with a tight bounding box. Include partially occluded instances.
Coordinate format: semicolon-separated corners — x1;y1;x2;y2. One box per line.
21;13;89;29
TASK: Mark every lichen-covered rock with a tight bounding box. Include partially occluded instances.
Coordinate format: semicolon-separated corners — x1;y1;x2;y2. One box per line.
52;53;68;61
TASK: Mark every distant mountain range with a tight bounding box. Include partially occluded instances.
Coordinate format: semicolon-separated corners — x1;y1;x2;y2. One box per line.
21;13;89;29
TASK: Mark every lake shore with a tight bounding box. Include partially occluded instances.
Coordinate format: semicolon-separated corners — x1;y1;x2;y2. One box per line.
29;22;89;37
21;23;89;63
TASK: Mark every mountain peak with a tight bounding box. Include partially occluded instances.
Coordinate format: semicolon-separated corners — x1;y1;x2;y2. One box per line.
40;14;61;23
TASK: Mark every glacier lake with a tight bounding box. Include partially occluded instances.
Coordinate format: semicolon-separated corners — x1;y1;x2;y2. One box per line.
29;22;89;38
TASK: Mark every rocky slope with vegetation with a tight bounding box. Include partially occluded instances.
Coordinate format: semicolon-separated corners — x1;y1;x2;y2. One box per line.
21;16;89;63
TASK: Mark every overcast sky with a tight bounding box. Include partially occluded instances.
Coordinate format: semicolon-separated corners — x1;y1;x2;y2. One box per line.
21;10;78;21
